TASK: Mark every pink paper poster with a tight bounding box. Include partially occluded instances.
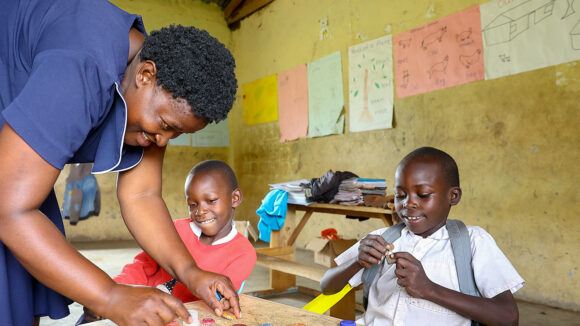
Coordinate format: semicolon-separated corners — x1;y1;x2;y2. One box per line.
277;64;308;142
394;5;484;98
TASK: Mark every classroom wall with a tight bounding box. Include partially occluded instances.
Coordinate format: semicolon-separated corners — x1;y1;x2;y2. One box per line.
229;0;580;312
55;0;232;241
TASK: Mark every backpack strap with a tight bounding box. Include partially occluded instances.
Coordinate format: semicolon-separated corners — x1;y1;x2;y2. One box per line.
361;222;405;309
447;219;483;326
447;219;480;298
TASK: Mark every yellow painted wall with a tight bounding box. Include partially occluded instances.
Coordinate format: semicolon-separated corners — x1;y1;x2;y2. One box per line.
229;0;580;311
55;0;233;241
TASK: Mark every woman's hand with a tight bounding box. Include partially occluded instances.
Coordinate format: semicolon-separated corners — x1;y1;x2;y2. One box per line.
357;234;394;268
181;269;241;318
101;284;193;326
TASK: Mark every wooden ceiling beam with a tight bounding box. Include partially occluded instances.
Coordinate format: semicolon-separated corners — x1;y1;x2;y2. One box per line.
224;0;275;25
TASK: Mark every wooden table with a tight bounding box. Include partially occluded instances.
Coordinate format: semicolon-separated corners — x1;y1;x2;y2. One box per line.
254;203;394;320
185;294;342;325
83;294;342;325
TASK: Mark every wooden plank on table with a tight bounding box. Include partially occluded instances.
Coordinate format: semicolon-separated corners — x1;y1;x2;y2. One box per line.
185;294;341;325
256;253;326;282
289;203;393;223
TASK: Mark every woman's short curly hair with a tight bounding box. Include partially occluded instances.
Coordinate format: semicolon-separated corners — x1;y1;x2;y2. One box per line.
140;24;237;123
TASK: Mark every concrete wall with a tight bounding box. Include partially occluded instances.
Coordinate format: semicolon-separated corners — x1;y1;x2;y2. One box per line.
54;0;580;312
229;0;580;312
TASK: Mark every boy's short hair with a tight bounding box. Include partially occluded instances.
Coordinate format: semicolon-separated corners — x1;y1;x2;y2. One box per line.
400;147;460;187
186;160;238;191
140;24;237;123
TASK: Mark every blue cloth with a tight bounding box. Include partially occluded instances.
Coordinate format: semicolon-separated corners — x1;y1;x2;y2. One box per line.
256;189;288;242
0;0;146;323
62;175;99;220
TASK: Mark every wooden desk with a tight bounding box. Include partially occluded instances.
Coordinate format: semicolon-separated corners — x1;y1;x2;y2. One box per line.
255;203;393;320
83;294;342;325
185;294;342;325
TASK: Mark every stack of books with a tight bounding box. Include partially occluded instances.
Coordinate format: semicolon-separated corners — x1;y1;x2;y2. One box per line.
330;178;387;206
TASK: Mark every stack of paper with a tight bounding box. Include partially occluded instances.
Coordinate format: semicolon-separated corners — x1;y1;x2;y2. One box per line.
330;177;364;206
330;178;387;206
269;179;311;205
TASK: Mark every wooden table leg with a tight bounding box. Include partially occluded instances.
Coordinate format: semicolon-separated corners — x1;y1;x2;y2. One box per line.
329;290;356;320
268;205;298;290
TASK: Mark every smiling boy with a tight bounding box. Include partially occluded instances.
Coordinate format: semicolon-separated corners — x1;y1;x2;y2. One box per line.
320;147;524;326
78;160;256;323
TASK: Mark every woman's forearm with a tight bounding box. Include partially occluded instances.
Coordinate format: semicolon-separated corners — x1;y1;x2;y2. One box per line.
0;209;116;313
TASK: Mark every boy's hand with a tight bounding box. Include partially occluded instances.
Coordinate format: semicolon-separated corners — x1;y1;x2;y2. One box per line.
103;284;192;326
392;252;436;299
357;234;394;268
182;269;241;318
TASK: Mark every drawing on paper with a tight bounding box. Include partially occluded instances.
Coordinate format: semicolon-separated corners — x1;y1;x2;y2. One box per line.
562;0;575;19
421;26;447;49
427;55;449;79
456;27;473;43
483;0;555;46
399;38;412;48
571;19;580;49
400;70;410;88
459;49;482;68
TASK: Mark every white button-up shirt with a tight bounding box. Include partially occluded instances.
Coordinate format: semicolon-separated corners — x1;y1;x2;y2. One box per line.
334;224;525;326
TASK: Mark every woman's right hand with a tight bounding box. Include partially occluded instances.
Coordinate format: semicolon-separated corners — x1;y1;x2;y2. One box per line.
99;284;193;326
357;234;394;268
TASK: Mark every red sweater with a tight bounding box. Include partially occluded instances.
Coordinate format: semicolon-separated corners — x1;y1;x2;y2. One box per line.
114;218;257;303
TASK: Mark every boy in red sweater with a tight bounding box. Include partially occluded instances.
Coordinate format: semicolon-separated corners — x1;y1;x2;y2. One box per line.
79;160;256;323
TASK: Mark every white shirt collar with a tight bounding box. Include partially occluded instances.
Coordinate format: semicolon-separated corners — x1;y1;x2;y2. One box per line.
401;223;449;240
189;220;237;245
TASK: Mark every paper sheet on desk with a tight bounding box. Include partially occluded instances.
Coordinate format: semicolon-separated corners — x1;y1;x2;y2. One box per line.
269;179;312;205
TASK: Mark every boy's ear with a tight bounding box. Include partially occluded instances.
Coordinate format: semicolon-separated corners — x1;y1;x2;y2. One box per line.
449;187;462;206
231;188;243;208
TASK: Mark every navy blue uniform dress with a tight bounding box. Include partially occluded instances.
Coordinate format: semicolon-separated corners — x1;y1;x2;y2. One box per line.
0;0;147;323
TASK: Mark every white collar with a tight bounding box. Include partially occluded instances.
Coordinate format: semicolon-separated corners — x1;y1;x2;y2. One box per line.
401;223;448;240
189;220;237;245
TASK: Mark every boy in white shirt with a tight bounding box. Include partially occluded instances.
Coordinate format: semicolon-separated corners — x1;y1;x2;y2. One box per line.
321;147;524;325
